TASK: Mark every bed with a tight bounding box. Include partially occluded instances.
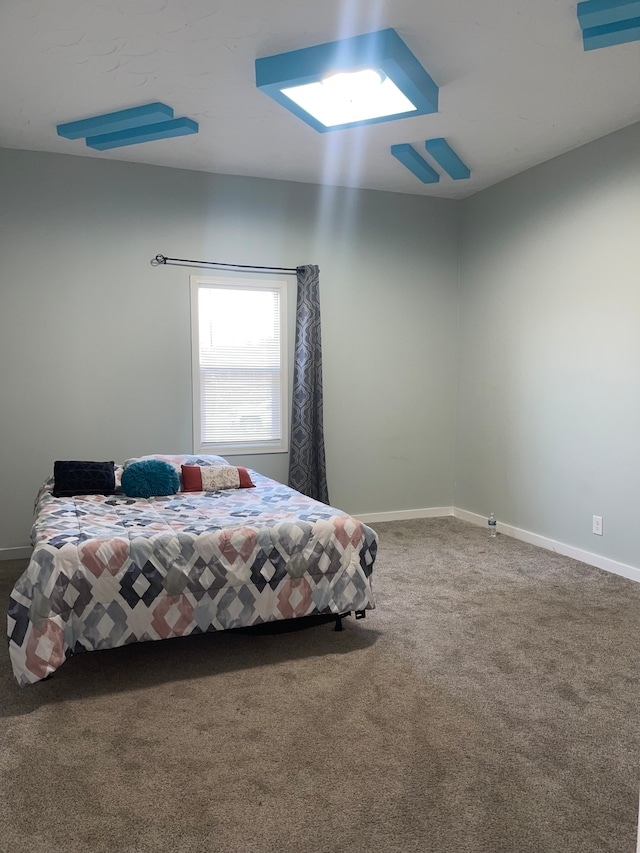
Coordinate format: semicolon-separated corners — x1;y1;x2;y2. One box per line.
7;455;377;686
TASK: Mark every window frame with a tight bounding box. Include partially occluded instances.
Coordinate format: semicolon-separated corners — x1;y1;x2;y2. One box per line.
190;273;289;456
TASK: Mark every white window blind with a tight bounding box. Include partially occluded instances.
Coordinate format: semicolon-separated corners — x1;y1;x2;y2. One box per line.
191;276;288;455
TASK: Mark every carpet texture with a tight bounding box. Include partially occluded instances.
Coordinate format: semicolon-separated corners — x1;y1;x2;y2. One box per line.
2;518;640;853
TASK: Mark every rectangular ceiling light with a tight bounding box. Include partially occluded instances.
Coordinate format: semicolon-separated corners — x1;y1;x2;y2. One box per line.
425;138;470;180
86;118;199;150
281;70;416;128
57;103;174;140
391;144;440;184
256;29;438;133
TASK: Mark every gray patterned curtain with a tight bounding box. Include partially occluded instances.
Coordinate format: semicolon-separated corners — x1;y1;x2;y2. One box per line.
288;265;329;503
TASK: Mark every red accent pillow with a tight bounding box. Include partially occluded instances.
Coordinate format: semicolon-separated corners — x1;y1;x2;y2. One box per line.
181;465;255;492
236;467;255;489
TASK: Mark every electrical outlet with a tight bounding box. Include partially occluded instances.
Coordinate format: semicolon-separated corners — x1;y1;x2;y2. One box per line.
593;515;603;536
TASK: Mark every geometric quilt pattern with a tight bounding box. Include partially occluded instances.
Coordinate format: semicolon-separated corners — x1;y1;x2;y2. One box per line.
7;470;377;685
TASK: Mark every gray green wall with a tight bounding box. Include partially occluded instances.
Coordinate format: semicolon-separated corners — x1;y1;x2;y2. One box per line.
2;120;639;570
456;121;640;569
0;148;459;550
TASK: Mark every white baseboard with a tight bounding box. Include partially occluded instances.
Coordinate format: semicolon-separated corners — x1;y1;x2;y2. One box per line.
355;507;453;524
356;505;639;584
453;507;640;584
0;546;32;561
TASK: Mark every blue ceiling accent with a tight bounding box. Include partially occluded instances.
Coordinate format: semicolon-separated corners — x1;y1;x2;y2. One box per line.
255;28;439;133
391;144;440;184
577;0;640;28
425;138;470;180
57;103;174;140
86;118;199;151
57;103;198;150
581;16;640;48
577;1;640;49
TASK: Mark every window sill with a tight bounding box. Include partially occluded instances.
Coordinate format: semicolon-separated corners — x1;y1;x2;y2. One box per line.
196;444;289;457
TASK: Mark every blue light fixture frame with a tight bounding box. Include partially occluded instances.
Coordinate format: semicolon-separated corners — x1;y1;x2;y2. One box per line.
255;28;439;133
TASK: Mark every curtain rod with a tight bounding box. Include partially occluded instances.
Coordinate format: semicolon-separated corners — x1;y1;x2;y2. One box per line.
150;254;298;274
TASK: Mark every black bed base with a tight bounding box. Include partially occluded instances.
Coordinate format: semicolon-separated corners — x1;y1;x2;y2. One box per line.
231;610;367;636
333;610;367;631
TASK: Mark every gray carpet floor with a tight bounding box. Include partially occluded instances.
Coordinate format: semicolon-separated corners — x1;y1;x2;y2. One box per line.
2;517;640;853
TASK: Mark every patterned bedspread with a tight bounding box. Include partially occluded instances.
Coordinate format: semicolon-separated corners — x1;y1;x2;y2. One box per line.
7;472;377;685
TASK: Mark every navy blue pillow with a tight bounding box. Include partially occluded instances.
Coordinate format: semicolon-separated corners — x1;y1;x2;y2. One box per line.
121;459;179;498
53;460;116;497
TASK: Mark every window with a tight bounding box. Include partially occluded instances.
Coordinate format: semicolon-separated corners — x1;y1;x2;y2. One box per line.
191;275;288;455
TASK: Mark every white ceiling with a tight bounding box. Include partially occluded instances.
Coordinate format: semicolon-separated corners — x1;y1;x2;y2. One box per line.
1;0;639;199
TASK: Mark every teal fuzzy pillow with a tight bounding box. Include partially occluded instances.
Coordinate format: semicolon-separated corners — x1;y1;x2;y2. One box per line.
121;459;179;498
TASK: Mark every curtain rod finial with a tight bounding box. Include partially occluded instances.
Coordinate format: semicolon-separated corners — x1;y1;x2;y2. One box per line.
150;254;167;267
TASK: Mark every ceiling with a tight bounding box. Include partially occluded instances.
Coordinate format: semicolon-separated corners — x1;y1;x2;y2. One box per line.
1;0;639;200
